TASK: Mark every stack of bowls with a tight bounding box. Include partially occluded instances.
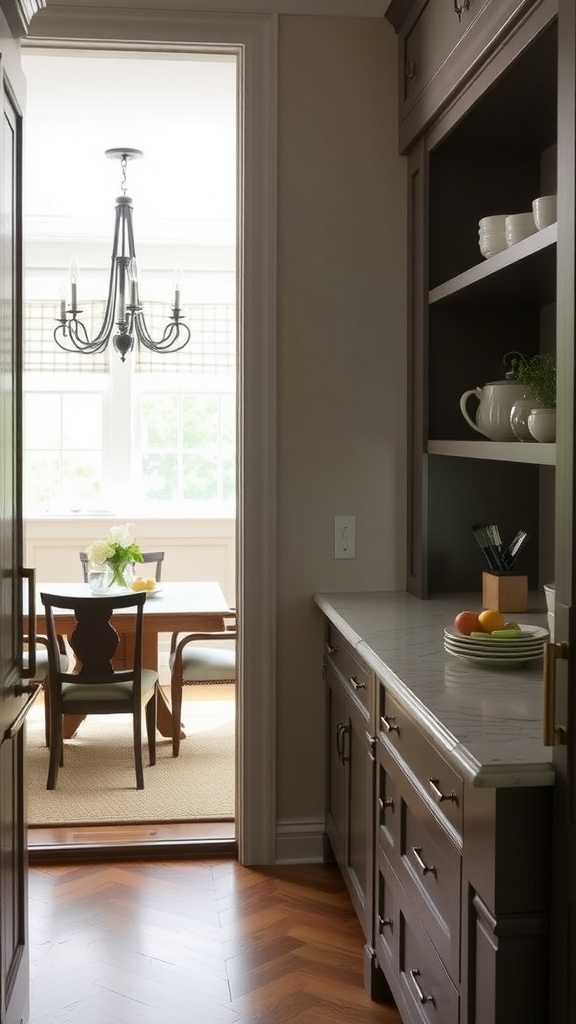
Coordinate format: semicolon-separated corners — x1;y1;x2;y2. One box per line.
505;212;538;246
478;215;508;259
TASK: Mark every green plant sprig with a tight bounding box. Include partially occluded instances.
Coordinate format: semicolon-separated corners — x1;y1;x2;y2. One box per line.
504;351;556;408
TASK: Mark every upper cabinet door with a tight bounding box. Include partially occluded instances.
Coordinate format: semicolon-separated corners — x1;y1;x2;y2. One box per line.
1;0;44;37
387;0;557;152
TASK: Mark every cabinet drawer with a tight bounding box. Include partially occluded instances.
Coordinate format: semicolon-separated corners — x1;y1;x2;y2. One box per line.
398;0;536;148
376;850;459;1024
325;623;371;715
380;748;461;981
379;686;463;838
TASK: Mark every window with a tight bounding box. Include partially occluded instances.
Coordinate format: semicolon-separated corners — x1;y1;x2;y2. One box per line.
22;50;237;518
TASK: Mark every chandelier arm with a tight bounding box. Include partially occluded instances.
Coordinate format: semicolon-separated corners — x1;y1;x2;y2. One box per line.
133;311;191;353
88;206;126;346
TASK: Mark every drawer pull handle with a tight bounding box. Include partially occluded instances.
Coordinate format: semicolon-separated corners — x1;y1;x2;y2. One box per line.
378;915;392;931
453;0;470;22
412;846;436;877
350;675;366;690
405;60;416;80
326;642;338;655
336;723;345;761
428;778;458;804
379;797;394;812
409;968;435;1006
381;715;399;734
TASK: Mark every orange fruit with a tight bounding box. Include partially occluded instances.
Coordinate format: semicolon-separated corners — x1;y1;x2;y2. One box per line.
478;609;506;633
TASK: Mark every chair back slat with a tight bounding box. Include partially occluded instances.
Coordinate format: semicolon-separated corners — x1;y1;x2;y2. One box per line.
41;591;146;693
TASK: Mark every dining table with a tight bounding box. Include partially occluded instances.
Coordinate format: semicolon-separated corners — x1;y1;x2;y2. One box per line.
25;580;232;740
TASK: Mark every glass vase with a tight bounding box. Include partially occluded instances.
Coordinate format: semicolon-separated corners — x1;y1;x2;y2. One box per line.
88;562;112;594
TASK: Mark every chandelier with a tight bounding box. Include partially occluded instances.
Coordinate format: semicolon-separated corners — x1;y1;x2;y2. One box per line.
54;148;191;362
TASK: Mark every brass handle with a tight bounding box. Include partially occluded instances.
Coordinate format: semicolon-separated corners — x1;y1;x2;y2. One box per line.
412;846;436;877
543;641;568;746
381;715;399;734
350;675;366;690
21;567;37;677
378;915;392;931
409;969;435;1005
428;778;457;804
325;642;338;655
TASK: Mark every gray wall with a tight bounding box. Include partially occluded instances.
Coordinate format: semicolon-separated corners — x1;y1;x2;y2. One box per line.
276;15;406;826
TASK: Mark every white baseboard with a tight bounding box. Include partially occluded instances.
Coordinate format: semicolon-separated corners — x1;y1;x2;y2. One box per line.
275;818;326;864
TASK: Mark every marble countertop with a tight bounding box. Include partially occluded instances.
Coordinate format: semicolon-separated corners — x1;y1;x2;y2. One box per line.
314;590;555;790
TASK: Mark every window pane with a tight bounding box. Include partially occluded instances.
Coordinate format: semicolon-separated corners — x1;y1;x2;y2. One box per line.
24;394;61;449
183;454;218;500
62;393;102;448
142;453;178;501
141;396;178;448
62;453;102;504
24;453;63;508
183;395;219;447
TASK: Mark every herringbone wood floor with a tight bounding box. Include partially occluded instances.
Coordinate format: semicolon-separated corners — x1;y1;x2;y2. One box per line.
29;859;402;1024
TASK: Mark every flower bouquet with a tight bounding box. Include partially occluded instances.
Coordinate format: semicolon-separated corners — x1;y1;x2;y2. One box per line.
85;522;143;590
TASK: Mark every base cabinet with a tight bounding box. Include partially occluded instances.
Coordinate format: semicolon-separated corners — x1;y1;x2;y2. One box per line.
321;615;552;1024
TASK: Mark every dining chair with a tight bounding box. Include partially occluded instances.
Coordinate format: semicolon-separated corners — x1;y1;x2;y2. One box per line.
23;634;69;747
40;590;158;790
79;550;165;582
168;612;236;757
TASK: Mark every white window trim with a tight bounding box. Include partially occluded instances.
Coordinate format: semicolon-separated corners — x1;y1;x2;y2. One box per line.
25;8;278;866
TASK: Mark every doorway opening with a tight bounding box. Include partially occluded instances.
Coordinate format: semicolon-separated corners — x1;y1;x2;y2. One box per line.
22;46;239;852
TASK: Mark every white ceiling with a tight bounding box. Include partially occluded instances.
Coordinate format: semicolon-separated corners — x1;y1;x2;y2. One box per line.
23;50;237;246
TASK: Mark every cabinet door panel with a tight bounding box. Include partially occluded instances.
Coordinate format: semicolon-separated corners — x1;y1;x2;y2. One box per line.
345;695;375;940
325;663;346;864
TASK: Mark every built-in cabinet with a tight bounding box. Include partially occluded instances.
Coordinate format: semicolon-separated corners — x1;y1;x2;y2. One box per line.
320;2;571;1020
319;601;552;1024
386;0;559;597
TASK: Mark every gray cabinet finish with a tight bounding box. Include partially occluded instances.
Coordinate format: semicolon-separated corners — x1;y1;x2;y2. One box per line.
317;591;552;1024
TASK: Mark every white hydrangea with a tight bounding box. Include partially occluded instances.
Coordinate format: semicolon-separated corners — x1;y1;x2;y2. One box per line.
108;522;136;546
86;538;114;565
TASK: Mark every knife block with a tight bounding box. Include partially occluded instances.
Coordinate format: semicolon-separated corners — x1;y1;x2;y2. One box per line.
482;571;528;614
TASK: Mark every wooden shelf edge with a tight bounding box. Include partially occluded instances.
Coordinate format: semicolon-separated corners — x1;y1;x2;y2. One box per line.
427;440;556;465
429;224;557;304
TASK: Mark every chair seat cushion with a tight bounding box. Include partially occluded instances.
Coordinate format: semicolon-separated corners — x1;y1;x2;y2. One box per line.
62;668;158;702
170;646;236;684
24;648;69;680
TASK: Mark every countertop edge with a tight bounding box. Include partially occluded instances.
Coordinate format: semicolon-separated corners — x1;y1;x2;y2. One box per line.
314;591;555;790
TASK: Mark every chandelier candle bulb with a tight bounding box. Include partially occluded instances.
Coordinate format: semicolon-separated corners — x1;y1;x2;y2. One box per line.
173;265;183;310
69;257;78;312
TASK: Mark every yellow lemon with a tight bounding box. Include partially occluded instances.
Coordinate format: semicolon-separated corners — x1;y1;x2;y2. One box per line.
131;577;156;592
478;608;505;633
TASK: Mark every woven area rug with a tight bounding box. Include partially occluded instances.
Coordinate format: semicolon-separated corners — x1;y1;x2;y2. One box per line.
26;686;235;826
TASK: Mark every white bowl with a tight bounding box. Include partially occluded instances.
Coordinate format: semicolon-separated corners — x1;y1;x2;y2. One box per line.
479;215;509;231
543;583;555;613
505;213;538;246
532;194;557;230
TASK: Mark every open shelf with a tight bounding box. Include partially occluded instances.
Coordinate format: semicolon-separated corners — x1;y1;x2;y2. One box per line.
427;439;555;465
429;224;557;307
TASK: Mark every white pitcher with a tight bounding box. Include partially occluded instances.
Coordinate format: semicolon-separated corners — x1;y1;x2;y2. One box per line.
459;380;527;441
